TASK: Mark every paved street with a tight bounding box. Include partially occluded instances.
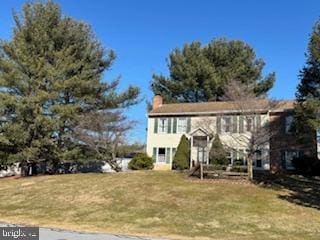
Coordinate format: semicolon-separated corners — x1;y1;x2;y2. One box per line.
0;223;163;240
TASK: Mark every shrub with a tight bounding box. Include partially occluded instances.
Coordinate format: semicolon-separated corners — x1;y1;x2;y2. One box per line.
172;135;190;170
292;156;320;175
209;134;228;165
205;164;227;171
231;166;247;173
128;153;154;170
233;159;244;166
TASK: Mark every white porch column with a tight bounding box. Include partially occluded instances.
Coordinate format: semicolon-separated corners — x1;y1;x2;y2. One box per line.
206;135;209;164
190;136;193;169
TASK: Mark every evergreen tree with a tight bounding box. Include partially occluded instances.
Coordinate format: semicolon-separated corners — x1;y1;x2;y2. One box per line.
0;1;139;171
172;135;190;170
209;134;228;165
151;39;275;103
295;20;320;133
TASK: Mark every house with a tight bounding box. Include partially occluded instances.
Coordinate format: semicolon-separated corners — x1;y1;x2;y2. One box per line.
146;95;318;172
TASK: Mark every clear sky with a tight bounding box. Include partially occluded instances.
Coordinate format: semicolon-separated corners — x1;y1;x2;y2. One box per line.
1;0;319;143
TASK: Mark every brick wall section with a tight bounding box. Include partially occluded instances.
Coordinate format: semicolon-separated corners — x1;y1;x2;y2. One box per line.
269;111;317;173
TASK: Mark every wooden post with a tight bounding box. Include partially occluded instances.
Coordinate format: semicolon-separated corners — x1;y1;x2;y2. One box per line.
248;154;253;181
200;162;203;180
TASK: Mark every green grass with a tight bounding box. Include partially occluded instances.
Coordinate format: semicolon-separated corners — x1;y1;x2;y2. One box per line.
0;171;319;239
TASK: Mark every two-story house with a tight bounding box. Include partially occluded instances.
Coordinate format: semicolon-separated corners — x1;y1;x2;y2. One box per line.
147;95;318;172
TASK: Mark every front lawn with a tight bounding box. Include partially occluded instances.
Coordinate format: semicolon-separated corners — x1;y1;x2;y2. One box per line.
0;171;319;239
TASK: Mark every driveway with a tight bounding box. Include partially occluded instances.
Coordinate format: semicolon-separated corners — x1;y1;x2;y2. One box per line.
0;223;163;240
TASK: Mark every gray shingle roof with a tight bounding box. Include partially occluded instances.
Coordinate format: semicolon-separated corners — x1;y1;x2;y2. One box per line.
149;100;295;116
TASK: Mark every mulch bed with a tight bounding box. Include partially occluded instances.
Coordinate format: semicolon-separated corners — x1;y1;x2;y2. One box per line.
187;175;252;184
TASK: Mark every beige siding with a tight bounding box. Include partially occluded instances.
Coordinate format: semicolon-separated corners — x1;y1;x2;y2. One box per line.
146;118;183;169
147;114;270;170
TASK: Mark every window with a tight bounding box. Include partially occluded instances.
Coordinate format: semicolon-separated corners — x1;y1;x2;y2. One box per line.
232;149;237;165
255;150;262;168
177;118;187;133
226;151;232;165
238;149;245;160
237;149;246;165
285;150;299;169
256;160;262;168
158;148;166;163
246;117;253;132
285;116;294;134
158;118;168;133
232;116;238;133
256;115;261;128
193;136;207;148
223;117;231;133
232;149;247;166
239;116;244;133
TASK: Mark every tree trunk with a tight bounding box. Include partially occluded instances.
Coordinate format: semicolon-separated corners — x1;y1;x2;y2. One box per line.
247;154;253;181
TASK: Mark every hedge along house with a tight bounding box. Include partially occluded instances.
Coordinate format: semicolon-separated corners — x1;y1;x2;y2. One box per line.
146;95;318;172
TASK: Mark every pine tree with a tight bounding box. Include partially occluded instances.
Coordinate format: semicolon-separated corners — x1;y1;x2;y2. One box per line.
172;135;190;170
0;1;139;172
295;20;320;133
151;39;275;103
209;134;228;165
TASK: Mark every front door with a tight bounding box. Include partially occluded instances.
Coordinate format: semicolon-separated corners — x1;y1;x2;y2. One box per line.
197;147;206;163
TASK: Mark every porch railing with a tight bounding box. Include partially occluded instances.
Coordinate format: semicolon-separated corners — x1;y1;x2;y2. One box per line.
189;162;248;180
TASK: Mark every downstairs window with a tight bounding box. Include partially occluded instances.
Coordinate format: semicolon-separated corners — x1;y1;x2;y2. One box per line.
158;148;166;163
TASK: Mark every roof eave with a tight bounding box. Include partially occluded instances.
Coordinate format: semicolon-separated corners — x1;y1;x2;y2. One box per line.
148;109;273;117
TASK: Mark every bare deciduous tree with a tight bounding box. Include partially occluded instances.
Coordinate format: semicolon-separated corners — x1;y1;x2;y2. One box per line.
222;80;278;180
75;111;135;172
196;80;279;180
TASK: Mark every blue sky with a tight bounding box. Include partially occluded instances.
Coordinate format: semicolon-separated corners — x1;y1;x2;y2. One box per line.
1;0;319;143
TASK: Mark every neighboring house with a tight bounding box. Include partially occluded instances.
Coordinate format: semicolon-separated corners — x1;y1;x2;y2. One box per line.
147;95;318;172
0;163;21;178
0;159;133;178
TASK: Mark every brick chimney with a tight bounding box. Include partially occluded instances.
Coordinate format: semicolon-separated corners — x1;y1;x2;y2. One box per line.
152;95;163;110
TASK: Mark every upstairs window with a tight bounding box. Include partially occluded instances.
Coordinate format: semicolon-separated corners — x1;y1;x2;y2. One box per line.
217;115;261;134
223;116;232;133
158;118;168;133
246;117;253;132
177;118;187;133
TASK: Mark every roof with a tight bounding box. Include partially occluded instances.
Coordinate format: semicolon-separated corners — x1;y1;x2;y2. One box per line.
189;127;210;136
148;99;295;116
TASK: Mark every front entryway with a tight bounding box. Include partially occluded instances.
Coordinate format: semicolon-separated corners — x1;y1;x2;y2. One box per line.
189;128;210;168
197;146;206;163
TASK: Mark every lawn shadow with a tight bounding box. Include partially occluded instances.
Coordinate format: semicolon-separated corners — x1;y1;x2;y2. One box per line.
254;173;320;210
